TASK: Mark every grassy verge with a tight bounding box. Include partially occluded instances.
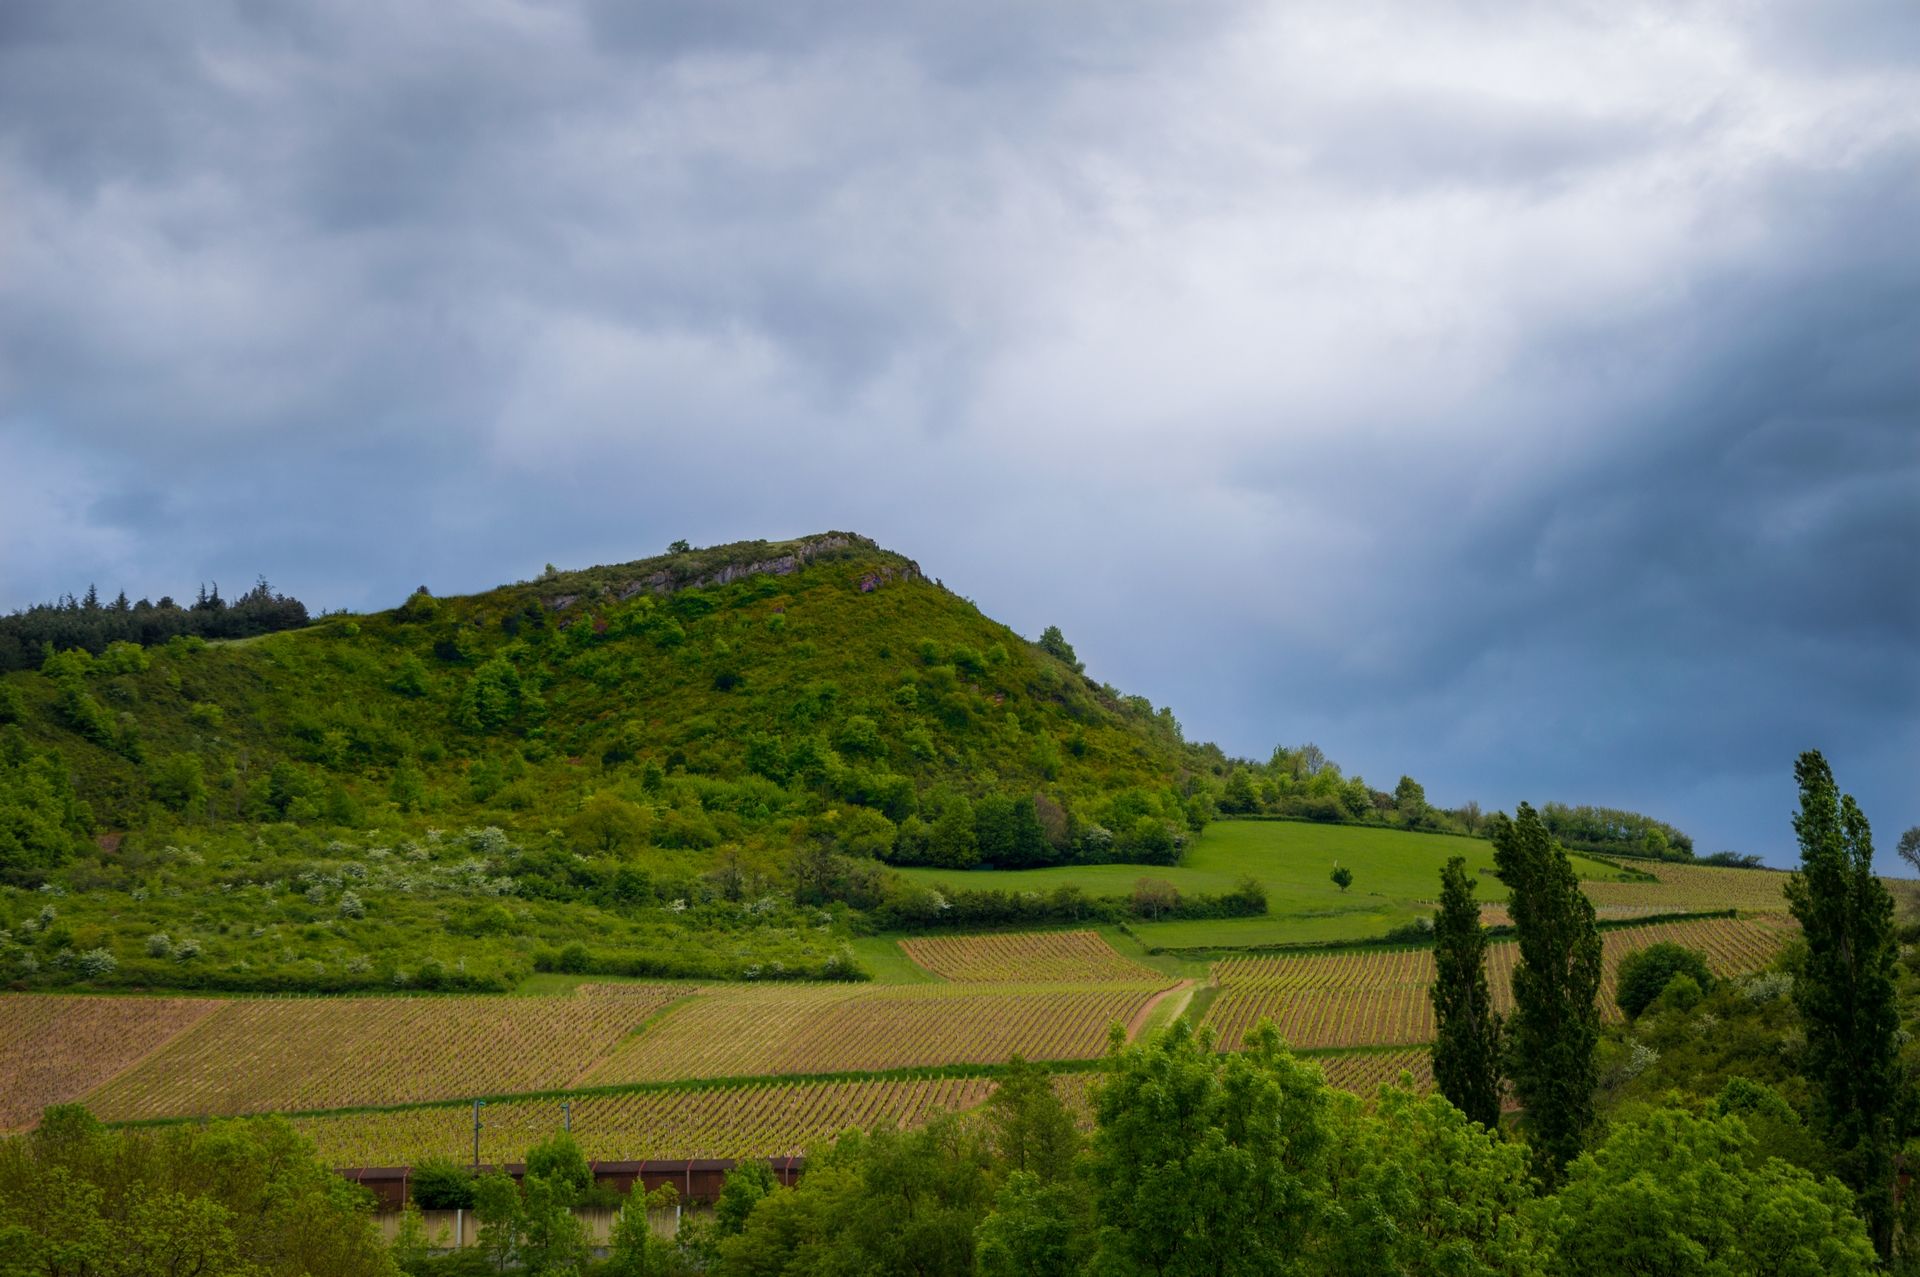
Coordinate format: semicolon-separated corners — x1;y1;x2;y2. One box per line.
846;936;946;984
898;820;1632;951
1175;982;1222;1028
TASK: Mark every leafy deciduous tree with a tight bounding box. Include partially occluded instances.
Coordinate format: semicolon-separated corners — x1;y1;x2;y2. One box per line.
1542;1108;1875;1276
984;1054;1081;1182
1895;825;1920;877
1085;1020;1330;1276
1613;942;1715;1020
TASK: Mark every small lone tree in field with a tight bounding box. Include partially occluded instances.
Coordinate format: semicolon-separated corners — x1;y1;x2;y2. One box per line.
1431;855;1502;1129
1330;864;1353;893
1132;878;1179;921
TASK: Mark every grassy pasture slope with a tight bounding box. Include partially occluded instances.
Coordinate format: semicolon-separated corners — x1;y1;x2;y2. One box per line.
896;820;1632;948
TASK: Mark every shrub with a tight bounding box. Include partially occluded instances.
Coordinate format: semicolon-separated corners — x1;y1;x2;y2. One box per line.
1120;816;1181;866
833;715;885;759
567;793;649;854
412;1158;479;1210
396;588;440;624
97;641;151;675
1132;878;1180;920
1615;942;1715;1018
390;656;430;698
1656;973;1704;1014
145;933;172;958
76;948;117;979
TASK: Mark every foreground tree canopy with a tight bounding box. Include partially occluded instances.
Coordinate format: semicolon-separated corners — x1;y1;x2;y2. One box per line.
0;1106;394;1277
1;1014;1885;1277
696;1023;1873;1277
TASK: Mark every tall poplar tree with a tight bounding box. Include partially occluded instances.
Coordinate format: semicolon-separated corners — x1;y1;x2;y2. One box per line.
1431;854;1502;1129
1490;801;1601;1185
1784;748;1899;1260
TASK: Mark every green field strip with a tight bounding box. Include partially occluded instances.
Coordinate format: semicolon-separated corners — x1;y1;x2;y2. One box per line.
847;935;948;984
1289;1042;1436;1060
1147;906;1742;960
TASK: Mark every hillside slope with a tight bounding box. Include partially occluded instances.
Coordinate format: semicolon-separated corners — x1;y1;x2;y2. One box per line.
0;534;1229;991
4;533;1208;834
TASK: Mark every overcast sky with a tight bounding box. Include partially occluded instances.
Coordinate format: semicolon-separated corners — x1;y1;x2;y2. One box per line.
2;1;1915;866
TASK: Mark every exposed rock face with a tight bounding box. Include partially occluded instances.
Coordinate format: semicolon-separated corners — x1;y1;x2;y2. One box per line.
544;533;923;611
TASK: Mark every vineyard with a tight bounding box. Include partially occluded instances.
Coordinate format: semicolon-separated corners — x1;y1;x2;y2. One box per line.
579;982;1171;1086
0;995;221;1130
82;985;681;1121
898;931;1160;983
293;1074;999;1165
291;1054;1433;1166
1314;1049;1436;1097
1582;862;1791;912
1205;916;1795;1050
284;1041;1446;1165
1450;903;1702;928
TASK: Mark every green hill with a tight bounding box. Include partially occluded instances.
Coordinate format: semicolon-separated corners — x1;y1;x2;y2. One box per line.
3;532;1205;836
0;531;1713;995
0;533;1236;992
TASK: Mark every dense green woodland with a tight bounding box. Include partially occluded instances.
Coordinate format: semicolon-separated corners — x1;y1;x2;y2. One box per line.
0;535;1705;991
0;578;311;674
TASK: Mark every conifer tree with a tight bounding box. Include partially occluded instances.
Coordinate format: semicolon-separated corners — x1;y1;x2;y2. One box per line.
1431;854;1502;1129
1784;748;1899;1259
1490;801;1601;1185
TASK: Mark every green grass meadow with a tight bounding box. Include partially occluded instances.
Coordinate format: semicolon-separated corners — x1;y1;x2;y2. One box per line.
894;820;1629;951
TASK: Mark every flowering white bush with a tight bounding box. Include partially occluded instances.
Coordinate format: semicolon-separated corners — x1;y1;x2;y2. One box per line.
1740;971;1793;1004
77;948;118;979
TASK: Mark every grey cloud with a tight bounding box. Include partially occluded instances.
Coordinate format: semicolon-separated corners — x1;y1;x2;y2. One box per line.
1;0;1916;865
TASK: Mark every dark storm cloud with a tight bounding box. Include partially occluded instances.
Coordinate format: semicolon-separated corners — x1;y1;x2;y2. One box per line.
1;0;1915;864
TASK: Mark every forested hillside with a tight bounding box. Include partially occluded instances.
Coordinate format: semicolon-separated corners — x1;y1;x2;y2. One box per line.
0;535;1250;990
2;534;1212;853
0;532;1698;993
